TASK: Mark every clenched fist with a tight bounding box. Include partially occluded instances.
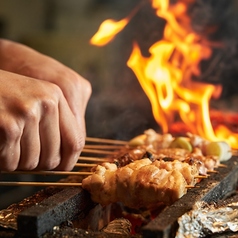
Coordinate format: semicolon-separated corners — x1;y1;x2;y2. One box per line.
0;39;91;171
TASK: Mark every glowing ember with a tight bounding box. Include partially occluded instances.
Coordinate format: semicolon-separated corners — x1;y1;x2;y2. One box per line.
90;0;238;149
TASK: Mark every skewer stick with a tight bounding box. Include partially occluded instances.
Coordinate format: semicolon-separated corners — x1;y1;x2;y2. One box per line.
186;185;200;189
1;171;93;176
75;163;98;167
86;137;127;145
195;175;208;179
84;145;123;150
218;163;227;168
0;181;82;187
79;156;110;162
207;170;218;173
82;148;117;155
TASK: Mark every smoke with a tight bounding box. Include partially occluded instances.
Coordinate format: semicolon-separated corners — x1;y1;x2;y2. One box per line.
188;0;238;97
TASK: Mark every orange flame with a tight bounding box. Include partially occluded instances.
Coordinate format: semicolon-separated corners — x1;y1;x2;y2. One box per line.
90;0;238;149
90;18;129;46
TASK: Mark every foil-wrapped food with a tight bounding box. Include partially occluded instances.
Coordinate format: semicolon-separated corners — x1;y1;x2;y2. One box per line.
176;199;238;238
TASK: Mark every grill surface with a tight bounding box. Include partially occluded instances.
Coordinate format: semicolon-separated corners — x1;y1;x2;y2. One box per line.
17;187;94;237
0;156;238;238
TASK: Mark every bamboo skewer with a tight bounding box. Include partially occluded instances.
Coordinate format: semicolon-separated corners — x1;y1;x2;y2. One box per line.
84;145;124;150
79;156;110;162
186;185;200;189
1;171;93;176
0;135;233;189
0;181;82;187
195;175;208;179
218;163;227;168
0;181;201;189
86;137;127;145
207;170;218;173
82;148;117;155
74;163;98;167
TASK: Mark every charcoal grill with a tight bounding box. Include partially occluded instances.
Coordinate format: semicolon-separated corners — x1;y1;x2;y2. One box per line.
0;137;238;238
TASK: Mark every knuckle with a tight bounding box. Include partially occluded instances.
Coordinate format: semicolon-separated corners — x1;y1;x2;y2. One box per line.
21;105;39;123
75;75;92;96
80;76;91;91
19;161;38;171
48;82;62;96
47;160;60;170
41;96;58;115
60;163;74;172
58;135;84;171
38;83;61;115
38;158;60;171
47;83;62;98
41;81;63;101
0;119;22;143
81;79;92;98
66;72;92;97
68;135;85;154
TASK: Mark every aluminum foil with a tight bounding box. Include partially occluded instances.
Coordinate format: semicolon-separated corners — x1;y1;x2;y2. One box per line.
0;187;61;230
42;218;141;238
176;201;238;238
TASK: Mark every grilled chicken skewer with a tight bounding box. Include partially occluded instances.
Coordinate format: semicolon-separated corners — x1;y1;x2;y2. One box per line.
82;158;200;209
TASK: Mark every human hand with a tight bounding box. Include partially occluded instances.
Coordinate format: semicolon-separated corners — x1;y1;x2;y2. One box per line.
0;39;91;128
0;40;91;171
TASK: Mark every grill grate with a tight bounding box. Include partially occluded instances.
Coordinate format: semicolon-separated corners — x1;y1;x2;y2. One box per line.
0;137;238;237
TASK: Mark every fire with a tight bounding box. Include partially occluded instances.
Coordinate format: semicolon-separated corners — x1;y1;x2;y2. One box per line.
90;18;129;46
90;0;238;149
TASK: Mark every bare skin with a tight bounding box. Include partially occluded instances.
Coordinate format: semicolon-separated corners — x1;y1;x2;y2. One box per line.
0;39;91;171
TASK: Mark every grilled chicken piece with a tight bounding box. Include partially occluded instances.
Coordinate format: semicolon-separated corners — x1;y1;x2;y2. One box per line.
110;147;151;167
153;160;199;185
82;159;197;209
111;146;215;175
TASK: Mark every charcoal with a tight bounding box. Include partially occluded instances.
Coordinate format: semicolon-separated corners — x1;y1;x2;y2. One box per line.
17;188;94;238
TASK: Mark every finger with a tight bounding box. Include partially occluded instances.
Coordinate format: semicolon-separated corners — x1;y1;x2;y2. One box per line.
56;96;85;171
59;73;92;126
0;114;22;171
36;97;61;170
17;108;41;170
35;68;91;127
